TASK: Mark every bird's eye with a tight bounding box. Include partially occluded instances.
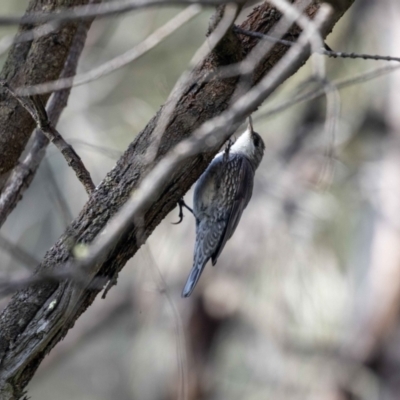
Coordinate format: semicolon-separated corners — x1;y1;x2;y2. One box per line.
253;134;260;147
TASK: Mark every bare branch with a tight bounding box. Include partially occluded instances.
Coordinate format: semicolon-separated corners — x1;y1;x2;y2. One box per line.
0;0;230;26
236;26;400;63
257;64;400;122
16;5;202;96
269;0;325;78
0;0;96;182
0;20;93;227
0;81;95;195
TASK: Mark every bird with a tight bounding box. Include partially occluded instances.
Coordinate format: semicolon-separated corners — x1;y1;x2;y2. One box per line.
182;116;265;297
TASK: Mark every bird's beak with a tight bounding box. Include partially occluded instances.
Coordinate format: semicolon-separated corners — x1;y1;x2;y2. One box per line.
247;115;254;133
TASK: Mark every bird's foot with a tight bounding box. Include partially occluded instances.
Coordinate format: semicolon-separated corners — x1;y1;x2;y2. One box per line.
172;198;194;224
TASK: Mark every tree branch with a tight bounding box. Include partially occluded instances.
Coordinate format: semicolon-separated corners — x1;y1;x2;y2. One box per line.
15;5;202;96
0;0;228;26
0;0;97;184
0;81;95;195
0;15;96;228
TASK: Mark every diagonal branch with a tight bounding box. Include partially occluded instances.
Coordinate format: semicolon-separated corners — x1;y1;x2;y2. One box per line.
257;64;400;122
15;5;202;96
0;0;228;26
0;81;95;195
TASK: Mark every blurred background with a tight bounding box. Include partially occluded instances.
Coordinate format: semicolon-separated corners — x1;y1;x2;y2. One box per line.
1;0;400;399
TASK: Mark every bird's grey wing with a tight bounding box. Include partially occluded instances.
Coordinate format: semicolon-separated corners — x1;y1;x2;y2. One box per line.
193;155;223;214
211;156;254;265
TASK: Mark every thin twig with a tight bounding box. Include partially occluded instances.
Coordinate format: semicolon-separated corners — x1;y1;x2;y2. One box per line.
257;64;400;122
143;2;240;165
0;0;229;26
15;5;202;96
235;26;400;63
234;26;301;46
323;49;400;62
0;81;95;195
231;0;313;100
3;82;95;195
19;6;399;100
233;0;337;168
191;3;320;87
268;0;325;78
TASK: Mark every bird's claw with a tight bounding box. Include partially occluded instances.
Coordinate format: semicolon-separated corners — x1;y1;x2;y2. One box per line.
172;198;194;224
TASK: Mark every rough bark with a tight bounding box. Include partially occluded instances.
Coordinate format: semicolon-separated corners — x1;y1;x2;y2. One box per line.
0;0;94;181
0;0;355;398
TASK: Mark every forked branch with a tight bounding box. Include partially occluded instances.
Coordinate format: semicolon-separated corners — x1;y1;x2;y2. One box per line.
0;81;95;195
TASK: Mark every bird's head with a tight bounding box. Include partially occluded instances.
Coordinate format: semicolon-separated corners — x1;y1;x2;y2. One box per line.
230;116;265;169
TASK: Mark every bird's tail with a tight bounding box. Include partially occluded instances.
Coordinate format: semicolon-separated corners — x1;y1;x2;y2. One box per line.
181;258;207;298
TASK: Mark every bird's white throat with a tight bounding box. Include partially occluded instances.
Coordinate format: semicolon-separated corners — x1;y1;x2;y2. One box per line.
228;127;255;158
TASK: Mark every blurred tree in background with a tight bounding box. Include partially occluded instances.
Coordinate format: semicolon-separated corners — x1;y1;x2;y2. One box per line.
1;0;400;399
